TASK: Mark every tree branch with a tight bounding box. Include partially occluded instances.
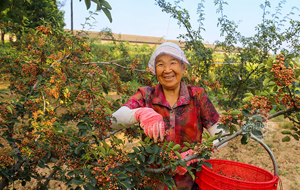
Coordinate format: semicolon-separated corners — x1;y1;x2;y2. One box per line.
269;107;299;120
40;169;58;189
82;61;147;73
287;116;300;125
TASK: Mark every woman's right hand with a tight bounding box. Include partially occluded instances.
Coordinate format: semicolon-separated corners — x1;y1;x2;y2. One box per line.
134;107;165;143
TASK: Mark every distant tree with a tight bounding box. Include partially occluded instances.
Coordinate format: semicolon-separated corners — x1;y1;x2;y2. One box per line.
0;0;65;42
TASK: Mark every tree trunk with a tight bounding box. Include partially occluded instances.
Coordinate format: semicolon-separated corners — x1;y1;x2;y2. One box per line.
0;31;5;44
71;0;73;34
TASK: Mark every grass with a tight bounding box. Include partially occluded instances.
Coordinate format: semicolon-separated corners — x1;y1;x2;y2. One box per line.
280;122;295;130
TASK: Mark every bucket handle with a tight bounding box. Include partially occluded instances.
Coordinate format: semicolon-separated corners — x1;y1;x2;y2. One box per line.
214;129;279;176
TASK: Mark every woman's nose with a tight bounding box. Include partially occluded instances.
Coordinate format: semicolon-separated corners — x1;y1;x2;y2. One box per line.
163;65;172;73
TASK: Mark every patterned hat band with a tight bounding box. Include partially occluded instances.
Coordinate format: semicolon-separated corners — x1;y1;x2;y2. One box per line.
148;42;190;75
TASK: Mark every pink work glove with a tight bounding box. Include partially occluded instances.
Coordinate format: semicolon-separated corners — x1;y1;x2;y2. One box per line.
134;107;165;143
174;149;198;175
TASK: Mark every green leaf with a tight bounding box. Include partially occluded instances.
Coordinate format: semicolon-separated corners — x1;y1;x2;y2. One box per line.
145;145;152;154
188;170;195;181
102;86;108;94
77;122;88;130
6;106;13;114
97;146;106;154
172;144;181;151
153;144;159;154
282;136;290;142
181;147;189;152
148;154;155;164
263;78;270;87
72;179;84;185
168;141;175;148
230;110;240;116
183;142;190;147
252;114;264;122
174;151;181;160
232;125;238;132
139;154;145;163
241;133;250;144
99;0;112;9
281;130;292;134
121;180;131;189
132;147;140;153
117;173;127;180
242;109;251;117
292;134;299;141
125;165;136;172
144;136;150;143
252;129;263;139
85;0;91;9
204;161;212;169
67;171;75;176
157;157;162;165
244;92;254;97
37;75;43;81
109;149;116;156
102;8;112;23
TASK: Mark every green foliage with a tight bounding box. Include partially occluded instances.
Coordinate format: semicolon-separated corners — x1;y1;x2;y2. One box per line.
81;0;113;22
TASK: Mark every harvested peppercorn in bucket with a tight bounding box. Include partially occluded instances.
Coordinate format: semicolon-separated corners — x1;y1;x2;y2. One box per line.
196;159;279;190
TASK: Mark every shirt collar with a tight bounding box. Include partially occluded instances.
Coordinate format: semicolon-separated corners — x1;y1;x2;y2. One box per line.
152;82;190;109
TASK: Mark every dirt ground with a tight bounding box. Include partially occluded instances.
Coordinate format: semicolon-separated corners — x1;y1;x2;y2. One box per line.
212;121;300;190
1;81;299;189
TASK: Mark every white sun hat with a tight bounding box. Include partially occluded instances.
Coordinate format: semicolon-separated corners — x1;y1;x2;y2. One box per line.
148;42;190;75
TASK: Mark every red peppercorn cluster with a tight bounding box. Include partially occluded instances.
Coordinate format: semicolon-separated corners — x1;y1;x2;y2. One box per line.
35;25;53;35
0;149;14;169
270;54;296;87
76;90;95;104
219;110;234;127
92;150;130;188
201;79;220;90
248;95;272;117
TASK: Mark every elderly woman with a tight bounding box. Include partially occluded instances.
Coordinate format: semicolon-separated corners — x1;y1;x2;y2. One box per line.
111;42;224;189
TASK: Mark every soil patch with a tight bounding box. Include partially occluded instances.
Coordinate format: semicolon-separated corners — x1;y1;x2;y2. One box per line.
212;121;300;190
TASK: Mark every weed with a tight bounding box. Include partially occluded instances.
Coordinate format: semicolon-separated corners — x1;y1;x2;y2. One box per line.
280;122;294;130
295;166;299;175
278;169;289;176
254;147;263;155
266;143;274;148
289;179;299;190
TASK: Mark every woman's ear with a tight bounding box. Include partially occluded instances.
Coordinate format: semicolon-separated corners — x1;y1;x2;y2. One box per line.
182;63;187;72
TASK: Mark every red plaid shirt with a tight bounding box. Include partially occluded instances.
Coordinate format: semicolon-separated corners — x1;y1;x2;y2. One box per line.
124;82;219;189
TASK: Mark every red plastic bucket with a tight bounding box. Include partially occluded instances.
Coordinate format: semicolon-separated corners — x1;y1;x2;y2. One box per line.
195;159;279;190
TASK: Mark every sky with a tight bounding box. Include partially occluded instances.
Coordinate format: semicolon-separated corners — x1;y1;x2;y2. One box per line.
60;0;299;45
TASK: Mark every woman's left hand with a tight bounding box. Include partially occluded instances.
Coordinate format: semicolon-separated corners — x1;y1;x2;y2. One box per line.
174;149;198;175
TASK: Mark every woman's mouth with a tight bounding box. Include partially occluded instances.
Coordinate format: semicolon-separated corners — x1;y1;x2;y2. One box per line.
164;76;174;79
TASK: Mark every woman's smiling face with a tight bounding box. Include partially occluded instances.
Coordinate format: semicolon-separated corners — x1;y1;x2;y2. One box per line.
155;54;186;91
